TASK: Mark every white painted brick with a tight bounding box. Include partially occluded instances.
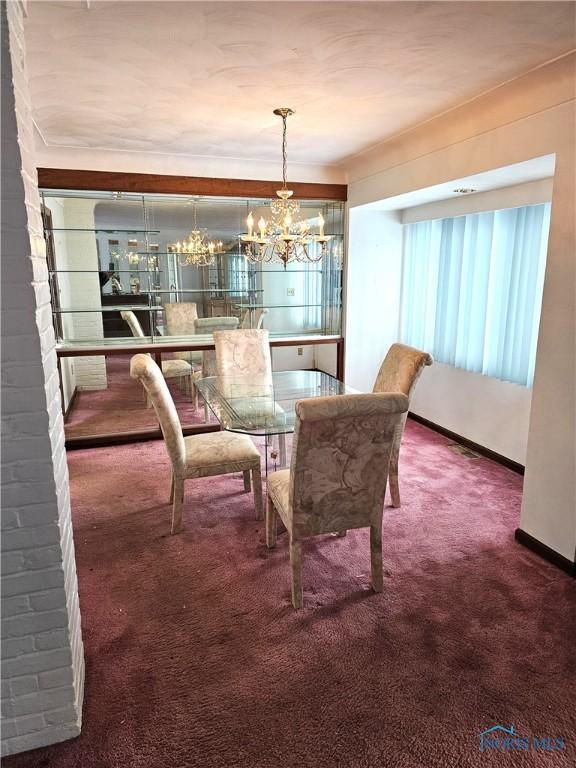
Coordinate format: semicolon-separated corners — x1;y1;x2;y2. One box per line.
15;714;44;736
1;595;30;617
1;551;25;575
1;636;35;659
1;508;19;529
17;503;59;528
2;1;84;756
2;608;68;640
1;722;81;757
2;524;60;553
1;481;57;508
38;667;73;691
2;567;64;598
10;676;38;698
29;590;66;613
12;686;74;718
2;648;72;680
34;629;67;652
1;720;17;741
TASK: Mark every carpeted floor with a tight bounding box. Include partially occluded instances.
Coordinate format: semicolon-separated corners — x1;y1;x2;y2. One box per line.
5;421;575;767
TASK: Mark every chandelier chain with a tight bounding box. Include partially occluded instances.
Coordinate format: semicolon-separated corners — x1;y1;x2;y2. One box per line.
281;113;288;190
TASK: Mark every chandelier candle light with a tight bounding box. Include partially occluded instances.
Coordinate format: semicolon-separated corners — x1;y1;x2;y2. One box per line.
168;200;222;267
241;108;331;268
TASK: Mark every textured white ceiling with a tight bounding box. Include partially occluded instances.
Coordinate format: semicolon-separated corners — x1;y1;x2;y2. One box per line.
25;1;575;168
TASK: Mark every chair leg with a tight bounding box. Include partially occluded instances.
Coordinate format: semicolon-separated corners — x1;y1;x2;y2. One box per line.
290;537;303;609
169;473;174;504
252;467;263;521
279;432;287;468
370;522;383;593
266;495;277;548
243;470;251;492
389;449;401;508
171;478;184;535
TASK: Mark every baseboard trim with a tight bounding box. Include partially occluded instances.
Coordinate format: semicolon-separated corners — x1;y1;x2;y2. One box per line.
515;528;576;577
407;412;525;475
63;386;78;423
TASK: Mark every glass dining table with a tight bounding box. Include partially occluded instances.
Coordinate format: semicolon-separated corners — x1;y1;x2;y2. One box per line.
195;369;359;474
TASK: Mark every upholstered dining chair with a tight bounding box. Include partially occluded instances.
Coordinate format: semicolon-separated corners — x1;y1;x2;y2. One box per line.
130;354;263;534
213;328;286;468
163;301;202;365
194;316;240;377
240;307;269;330
192;316;240;419
266;392;409;608
372;343;433;508
120;311;195;405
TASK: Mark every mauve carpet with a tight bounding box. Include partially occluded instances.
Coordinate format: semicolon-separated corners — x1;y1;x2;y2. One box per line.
5;422;575;767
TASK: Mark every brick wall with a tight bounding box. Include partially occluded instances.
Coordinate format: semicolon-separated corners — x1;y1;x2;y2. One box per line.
1;0;85;756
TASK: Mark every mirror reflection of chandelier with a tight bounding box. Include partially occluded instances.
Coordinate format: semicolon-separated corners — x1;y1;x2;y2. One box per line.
168;201;221;267
241;108;332;269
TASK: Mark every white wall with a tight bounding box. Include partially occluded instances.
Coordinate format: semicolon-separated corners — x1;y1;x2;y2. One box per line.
402;178;553;224
410;364;533;465
346;53;575;562
344;209;403;392
346;186;541;464
1;2;84;755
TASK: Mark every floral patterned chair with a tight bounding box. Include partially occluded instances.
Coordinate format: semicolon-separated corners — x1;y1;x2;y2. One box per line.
192;317;240;419
266;392;409;608
214;329;286;466
163;302;202;367
130;354;263;534
372;343;433;507
240;307;269;330
120;310;195;405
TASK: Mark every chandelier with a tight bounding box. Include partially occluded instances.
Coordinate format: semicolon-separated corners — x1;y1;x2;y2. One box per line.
241;108;331;268
168;201;221;267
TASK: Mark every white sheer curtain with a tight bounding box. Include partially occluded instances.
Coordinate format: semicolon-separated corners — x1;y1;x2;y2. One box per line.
400;203;551;387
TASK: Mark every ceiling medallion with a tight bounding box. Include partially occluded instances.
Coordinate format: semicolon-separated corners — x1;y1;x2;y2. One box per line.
241;108;331;269
168;200;222;267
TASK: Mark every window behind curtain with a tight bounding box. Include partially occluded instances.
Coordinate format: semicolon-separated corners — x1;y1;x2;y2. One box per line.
400;203;551;387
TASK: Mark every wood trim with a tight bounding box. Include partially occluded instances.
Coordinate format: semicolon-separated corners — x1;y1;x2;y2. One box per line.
55;336;343;358
515;529;576;577
336;337;345;382
407;412;525;475
63;386;78;423
37;168;348;202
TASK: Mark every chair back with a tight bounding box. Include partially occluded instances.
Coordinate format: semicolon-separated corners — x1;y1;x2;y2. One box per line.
129;354;186;473
121;310;145;338
289;393;409;537
194;317;240;376
373;343;433;399
164;302;198;337
214;329;272;379
240;307;269;330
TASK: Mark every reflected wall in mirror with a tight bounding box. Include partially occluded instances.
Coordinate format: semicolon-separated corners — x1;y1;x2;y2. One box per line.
42;188;344;442
42;189;344;346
